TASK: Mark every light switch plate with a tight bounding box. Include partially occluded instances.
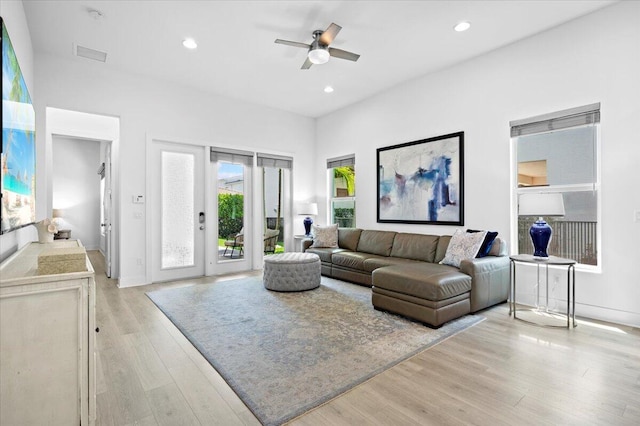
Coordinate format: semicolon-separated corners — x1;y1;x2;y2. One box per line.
133;195;144;204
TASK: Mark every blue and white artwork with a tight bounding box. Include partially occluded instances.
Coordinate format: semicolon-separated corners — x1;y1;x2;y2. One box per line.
377;132;464;225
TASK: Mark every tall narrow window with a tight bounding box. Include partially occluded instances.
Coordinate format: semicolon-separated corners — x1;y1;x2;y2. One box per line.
258;153;293;254
511;103;600;266
212;147;253;261
327;154;355;228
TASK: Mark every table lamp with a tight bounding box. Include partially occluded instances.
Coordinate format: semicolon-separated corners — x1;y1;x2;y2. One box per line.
298;202;318;237
518;193;565;259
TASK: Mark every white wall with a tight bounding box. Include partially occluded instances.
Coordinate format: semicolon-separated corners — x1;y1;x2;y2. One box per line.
316;2;640;327
0;0;37;261
34;52;316;286
52;136;101;250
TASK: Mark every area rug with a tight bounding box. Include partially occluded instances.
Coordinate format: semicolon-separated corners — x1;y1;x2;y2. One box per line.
146;276;483;425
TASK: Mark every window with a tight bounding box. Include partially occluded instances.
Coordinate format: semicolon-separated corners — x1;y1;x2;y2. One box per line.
211;147;253;262
327;155;355;228
258;153;293;254
511;103;600;266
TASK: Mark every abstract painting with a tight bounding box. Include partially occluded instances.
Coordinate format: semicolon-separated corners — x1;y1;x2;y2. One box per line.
377;132;464;225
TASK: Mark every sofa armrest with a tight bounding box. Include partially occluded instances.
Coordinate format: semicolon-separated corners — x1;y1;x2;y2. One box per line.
302;238;313;251
459;256;510;313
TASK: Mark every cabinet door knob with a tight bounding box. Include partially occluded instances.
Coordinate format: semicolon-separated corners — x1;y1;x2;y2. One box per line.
95;327;100;333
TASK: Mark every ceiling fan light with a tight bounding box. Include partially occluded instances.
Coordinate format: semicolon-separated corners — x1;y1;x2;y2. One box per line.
308;48;330;64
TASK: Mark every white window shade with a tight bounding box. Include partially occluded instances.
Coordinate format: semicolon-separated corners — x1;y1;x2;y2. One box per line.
211;147;253;165
257;153;293;169
510;103;600;137
327;154;355;169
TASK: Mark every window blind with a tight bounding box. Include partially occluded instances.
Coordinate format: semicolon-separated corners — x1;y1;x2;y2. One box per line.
326;154;355;169
510;103;600;137
257;153;293;169
210;147;254;165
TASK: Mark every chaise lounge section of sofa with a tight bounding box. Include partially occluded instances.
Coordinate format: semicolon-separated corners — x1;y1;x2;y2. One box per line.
304;228;510;327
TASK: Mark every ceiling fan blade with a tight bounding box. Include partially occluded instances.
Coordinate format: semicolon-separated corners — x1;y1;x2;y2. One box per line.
319;23;341;45
328;47;360;62
301;57;313;70
274;39;311;49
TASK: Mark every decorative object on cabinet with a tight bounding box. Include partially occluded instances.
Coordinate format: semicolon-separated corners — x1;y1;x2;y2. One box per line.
34;217;58;243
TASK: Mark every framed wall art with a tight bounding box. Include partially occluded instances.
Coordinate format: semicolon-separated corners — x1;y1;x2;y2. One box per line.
377;131;464;225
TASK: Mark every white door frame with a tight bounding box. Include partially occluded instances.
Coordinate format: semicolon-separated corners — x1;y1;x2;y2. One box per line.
210;159;253;275
45;108;120;278
148;139;207;283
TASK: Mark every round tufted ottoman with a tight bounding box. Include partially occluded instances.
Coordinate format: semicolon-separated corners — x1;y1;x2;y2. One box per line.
263;252;321;292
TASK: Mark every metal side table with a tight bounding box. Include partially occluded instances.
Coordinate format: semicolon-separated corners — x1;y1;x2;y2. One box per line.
509;254;577;328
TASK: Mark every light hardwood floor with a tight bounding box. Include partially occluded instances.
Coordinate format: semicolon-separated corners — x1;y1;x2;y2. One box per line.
90;251;640;425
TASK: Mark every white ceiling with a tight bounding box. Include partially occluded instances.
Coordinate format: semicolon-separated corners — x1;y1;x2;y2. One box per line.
22;0;615;118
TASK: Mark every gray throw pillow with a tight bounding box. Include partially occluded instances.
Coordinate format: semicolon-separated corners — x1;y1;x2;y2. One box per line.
310;224;339;248
440;229;487;268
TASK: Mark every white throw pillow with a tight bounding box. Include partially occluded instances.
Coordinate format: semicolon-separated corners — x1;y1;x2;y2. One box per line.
440;229;487;268
309;224;339;248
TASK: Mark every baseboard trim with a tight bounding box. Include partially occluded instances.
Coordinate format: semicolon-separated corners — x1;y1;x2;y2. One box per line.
118;275;149;288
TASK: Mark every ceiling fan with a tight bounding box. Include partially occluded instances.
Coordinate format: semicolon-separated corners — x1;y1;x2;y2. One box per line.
275;23;360;70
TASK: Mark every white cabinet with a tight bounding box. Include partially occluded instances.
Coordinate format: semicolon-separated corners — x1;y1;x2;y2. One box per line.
0;241;96;425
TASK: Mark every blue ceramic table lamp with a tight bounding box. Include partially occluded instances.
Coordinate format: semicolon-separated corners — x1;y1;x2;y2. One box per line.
518;193;565;259
298;202;318;237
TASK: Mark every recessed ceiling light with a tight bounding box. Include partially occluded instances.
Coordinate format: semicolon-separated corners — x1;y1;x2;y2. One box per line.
324;86;334;93
454;21;471;32
182;38;198;49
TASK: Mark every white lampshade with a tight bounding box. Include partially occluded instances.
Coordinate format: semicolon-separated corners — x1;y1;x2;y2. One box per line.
297;202;318;216
519;193;565;217
308;48;329;65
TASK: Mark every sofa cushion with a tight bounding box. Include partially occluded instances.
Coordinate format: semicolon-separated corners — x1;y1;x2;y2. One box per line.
310;224;338;248
363;256;418;273
440;229;487;268
434;235;452;264
467;229;499;258
332;251;381;271
373;263;471;301
305;247;348;263
338;228;362;251
356;230;396;256
390;233;439;263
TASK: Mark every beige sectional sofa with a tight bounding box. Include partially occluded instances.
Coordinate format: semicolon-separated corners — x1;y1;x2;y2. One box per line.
304;228;510;327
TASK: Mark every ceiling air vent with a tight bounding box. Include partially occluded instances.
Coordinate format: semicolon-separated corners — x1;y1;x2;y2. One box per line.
74;43;107;62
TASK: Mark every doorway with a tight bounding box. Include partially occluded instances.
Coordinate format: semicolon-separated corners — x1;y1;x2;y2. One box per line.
212;153;253;275
150;141;206;282
46;107;120;279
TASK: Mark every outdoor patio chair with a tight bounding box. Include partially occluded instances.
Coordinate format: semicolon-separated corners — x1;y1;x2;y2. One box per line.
223;231;244;258
263;228;280;255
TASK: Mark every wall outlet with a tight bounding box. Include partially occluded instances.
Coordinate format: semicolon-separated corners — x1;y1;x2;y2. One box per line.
635;210;640;223
136;258;143;266
134;212;143;219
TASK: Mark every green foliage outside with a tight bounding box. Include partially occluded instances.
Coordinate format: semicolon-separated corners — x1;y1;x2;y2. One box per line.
218;194;243;238
334;208;354;219
334;166;355;196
